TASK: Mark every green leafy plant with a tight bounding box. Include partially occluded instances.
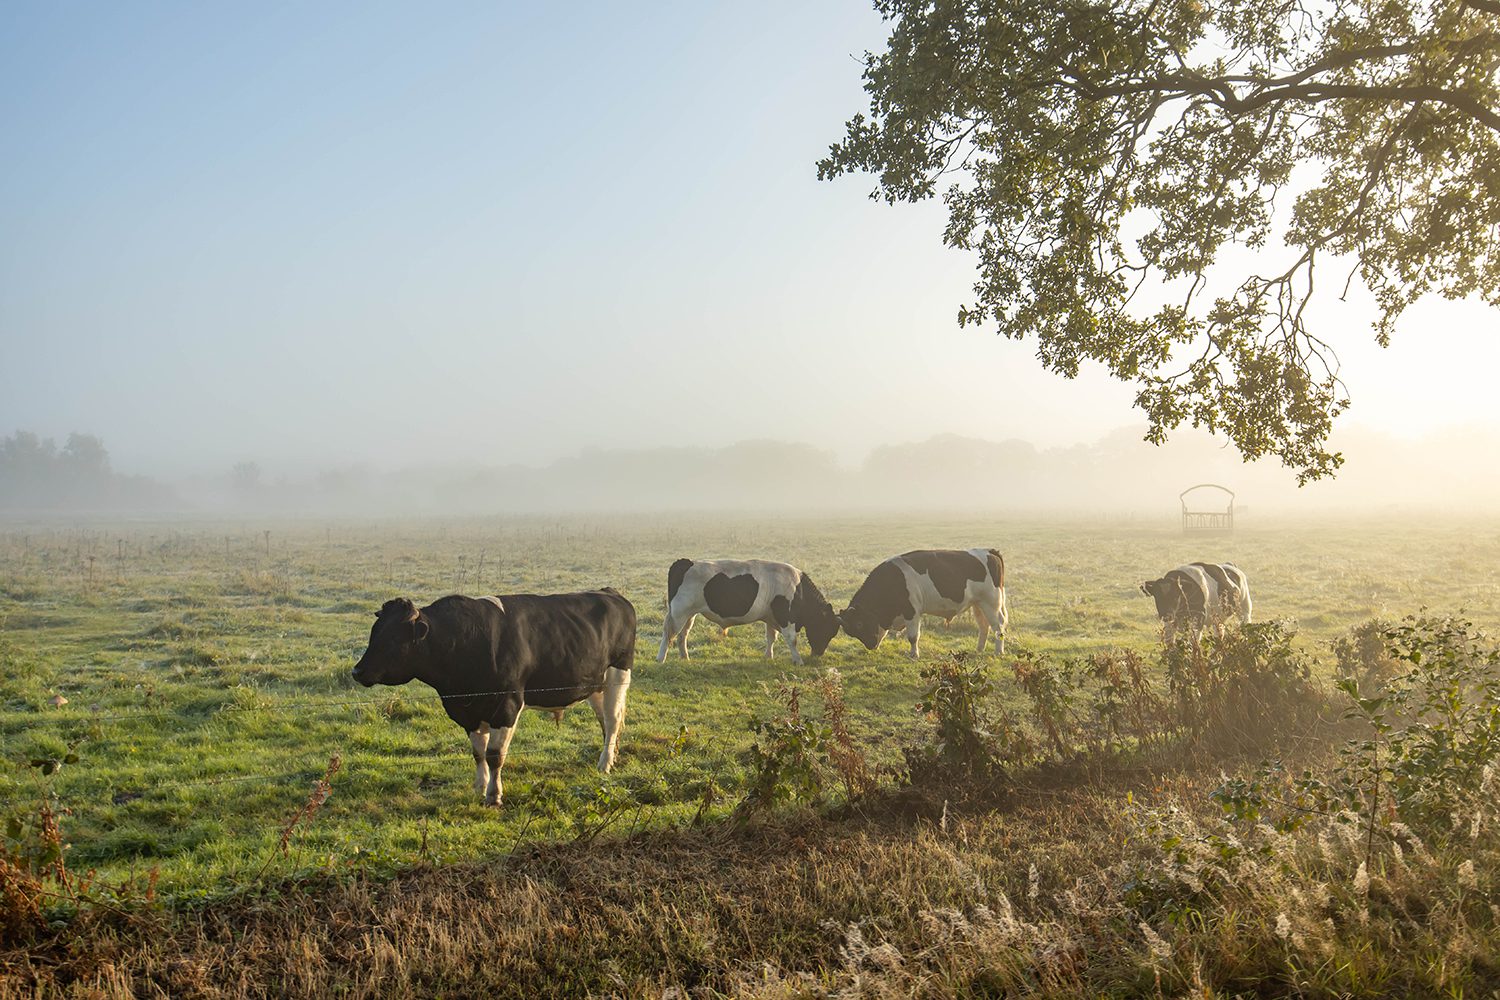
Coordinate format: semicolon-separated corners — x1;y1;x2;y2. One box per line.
1214;616;1500;847
736;679;832;817
905;653;1023;788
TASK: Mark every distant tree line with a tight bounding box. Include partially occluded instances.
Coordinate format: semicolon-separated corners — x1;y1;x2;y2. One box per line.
0;431;173;511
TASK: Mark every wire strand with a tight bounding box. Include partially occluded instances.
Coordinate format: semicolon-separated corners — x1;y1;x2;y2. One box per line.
0;681;628;729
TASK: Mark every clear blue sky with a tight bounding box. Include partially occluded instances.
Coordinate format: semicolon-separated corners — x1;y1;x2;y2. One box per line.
3;2;1497;479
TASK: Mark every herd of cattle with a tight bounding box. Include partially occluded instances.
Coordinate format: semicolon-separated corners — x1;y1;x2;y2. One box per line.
351;549;1252;805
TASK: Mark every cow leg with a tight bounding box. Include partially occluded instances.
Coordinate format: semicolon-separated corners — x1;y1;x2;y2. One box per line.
977;596;1007;654
469;723;492;799
588;689;606;741
656;609;674;663
995;591;1009;655
764;621;776;659
974;605;990;653
677;614;695;660
905;619;921;659
781;624;802;666
1162;618;1176;645
484;700;522;807
598;667;631;772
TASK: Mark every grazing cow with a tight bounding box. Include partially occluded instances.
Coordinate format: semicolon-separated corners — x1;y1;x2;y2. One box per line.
657;558;839;665
1140;563;1222;644
351;589;636;807
840;548;1008;659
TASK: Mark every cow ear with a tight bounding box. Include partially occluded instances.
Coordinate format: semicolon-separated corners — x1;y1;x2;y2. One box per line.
413;617;430;641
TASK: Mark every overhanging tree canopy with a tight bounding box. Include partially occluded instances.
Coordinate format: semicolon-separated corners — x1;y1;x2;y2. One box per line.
819;0;1500;481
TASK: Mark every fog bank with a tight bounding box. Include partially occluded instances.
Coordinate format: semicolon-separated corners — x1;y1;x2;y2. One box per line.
6;424;1497;519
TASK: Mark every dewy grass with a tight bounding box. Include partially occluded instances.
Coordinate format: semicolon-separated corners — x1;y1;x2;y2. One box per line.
2;514;1499;896
2;514;1500;994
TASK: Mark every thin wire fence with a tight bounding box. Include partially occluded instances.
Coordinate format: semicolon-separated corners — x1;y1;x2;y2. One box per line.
0;681;624;727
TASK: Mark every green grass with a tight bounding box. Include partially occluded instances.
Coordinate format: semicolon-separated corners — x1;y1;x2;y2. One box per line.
3;513;1499;897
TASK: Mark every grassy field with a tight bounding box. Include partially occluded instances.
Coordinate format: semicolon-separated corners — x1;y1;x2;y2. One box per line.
3;512;1499;901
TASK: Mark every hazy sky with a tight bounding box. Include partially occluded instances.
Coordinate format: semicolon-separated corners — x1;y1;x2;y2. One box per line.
3;2;1498;481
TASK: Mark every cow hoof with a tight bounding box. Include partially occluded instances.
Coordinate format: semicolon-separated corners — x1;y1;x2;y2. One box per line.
484;795;501;808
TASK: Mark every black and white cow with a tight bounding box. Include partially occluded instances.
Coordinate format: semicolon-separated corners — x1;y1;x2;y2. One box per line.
657;558;839;665
839;548;1008;659
1140;562;1252;643
351;589;636;807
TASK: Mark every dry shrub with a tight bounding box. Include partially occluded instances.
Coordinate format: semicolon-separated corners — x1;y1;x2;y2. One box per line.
818;668;873;801
0;854;45;948
1331;616;1404;689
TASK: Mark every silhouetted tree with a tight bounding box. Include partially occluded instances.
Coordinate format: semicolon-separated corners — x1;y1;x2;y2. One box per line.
820;0;1500;481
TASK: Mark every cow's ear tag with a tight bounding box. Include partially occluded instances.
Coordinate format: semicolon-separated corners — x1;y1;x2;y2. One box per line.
413;618;430;641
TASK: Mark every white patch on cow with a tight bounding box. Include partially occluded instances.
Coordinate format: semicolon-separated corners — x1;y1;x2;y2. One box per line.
478;595;505;612
598;667;630;772
660;559;809;662
1222;563;1253;623
469;723;492;798
484;714;519;806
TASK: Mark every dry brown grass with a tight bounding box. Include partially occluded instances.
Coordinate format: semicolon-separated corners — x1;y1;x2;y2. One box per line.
0;761;1169;999
3;745;1497;999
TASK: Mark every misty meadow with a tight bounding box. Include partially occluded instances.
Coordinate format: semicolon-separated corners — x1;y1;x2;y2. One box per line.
6;0;1500;997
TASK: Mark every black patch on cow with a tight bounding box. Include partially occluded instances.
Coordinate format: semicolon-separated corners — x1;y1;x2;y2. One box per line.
985;549;1005;587
1165;569;1208;618
667;559;693;603
791;573;839;655
901;550;986;604
770;594;792;628
841;560;913;650
852;560;914;628
703;572;759;619
789;573;830;624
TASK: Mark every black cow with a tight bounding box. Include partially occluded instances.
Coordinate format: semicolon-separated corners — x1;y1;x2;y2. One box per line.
352;589;636;807
840;548;1008;659
656;558;839;665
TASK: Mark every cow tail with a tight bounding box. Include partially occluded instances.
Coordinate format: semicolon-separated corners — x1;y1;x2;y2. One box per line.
987;548;1006;587
667;558;693;605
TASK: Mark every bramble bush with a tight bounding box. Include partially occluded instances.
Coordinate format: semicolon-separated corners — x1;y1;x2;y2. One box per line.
737;678;833;817
903;653;1026;788
1217;614;1500;842
1163;619;1321;748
